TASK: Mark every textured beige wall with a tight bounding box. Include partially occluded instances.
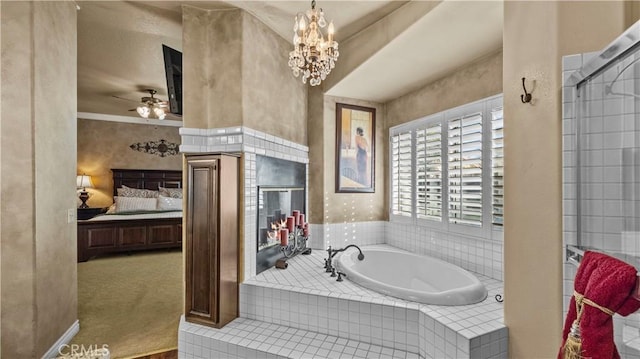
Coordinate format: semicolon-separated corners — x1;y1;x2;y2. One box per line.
1;2;77;357
35;2;78;354
321;96;386;224
183;7;243;129
183;7;308;144
503;2;628;357
242;12;307;145
1;3;37;356
77;119;182;208
307;87;325;223
0;0;3;350
385;50;503;128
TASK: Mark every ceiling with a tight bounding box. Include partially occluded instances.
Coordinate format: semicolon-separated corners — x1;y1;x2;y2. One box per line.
77;1;503;119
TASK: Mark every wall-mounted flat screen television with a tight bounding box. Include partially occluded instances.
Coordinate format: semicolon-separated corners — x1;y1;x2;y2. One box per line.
162;44;182;116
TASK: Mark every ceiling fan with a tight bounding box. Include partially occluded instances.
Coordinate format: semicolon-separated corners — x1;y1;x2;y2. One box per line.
113;89;169;120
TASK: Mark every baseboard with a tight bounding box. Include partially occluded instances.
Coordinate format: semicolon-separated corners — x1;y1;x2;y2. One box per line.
41;320;80;359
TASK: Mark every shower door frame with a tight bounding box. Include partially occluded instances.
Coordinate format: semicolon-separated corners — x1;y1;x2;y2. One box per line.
567;20;640;248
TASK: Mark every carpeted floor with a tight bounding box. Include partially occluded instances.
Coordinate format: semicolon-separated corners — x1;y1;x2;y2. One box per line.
71;250;183;359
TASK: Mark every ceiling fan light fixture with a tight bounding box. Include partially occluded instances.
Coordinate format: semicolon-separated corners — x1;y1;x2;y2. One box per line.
131;89;168;120
153;107;166;120
136;105;151;118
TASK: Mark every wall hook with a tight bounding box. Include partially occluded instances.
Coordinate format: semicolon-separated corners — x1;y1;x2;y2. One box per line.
521;77;532;104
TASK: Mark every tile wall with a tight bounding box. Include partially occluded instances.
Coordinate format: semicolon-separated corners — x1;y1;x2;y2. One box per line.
308;222;387;251
180;126;309;279
386;223;504;281
563;51;640;357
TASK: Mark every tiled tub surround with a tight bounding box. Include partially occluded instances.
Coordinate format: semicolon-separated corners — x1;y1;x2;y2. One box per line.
307;222;387;251
179;245;506;359
308;222;503;282
179;317;417;359
386;222;503;282
562;47;640;356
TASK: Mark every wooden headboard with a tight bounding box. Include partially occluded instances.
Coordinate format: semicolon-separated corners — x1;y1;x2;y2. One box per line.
112;169;182;197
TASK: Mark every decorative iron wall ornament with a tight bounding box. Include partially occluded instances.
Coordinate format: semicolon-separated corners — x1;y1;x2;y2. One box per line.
129;139;179;157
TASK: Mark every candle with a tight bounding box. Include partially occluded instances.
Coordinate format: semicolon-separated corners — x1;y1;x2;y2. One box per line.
328;21;334;44
299;214;305;226
303;225;309;237
280;228;289;246
292;210;301;225
259;228;269;245
286;216;295;232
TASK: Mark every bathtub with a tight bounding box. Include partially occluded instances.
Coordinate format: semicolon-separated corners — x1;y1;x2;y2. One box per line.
335;246;488;305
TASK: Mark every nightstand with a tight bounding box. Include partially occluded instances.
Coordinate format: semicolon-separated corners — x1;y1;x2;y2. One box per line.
77;207;106;220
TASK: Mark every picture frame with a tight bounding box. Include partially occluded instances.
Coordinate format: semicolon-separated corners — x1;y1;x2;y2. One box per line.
335;103;376;193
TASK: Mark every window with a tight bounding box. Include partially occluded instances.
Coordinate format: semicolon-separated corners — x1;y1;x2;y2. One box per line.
389;94;503;230
416;123;443;221
390;130;412;217
491;107;504;226
448;113;483;226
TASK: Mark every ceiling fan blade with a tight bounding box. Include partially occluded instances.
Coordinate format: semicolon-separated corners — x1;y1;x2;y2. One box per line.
112;95;139;103
128;108;137;111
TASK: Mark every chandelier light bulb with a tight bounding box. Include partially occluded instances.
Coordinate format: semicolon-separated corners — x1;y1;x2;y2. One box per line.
298;17;306;32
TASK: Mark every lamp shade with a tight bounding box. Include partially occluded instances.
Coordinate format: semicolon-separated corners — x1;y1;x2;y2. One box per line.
76;175;94;189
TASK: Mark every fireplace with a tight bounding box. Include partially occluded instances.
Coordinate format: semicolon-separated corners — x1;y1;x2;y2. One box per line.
256;156;306;274
258;187;305;250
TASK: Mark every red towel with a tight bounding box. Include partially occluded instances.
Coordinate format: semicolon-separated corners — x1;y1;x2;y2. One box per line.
559;251;640;359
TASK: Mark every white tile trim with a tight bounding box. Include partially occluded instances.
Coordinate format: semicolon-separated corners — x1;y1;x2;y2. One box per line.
41;320;81;359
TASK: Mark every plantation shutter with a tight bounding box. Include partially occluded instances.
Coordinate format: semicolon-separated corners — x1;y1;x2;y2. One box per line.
491;107;504;226
448;113;483;226
415;123;443;221
391;131;413;217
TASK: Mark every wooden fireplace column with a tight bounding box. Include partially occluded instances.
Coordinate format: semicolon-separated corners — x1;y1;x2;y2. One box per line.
185;154;239;328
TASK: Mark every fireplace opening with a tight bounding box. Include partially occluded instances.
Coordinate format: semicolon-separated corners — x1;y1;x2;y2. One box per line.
258;187;305;251
255;155;306;274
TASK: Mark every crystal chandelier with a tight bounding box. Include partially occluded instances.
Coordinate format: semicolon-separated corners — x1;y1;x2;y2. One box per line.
288;0;339;86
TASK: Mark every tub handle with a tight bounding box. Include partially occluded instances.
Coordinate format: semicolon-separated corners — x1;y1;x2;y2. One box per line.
337;272;347;282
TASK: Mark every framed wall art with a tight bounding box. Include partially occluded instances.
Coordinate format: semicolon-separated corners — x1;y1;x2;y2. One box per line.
335;103;375;193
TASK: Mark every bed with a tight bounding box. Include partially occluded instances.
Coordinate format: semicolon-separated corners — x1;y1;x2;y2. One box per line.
77;169;183;262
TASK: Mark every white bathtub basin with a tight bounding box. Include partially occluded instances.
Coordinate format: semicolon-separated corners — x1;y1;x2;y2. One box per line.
335;246;488;305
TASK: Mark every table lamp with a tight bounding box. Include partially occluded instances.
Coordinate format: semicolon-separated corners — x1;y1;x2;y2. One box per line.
76;174;94;209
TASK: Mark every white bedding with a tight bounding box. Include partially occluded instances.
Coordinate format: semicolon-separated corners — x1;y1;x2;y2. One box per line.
88;210;182;221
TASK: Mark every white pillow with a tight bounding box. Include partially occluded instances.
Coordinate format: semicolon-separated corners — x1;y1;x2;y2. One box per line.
106;199;117;214
115;196;157;213
157;195;182;211
159;186;183;199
